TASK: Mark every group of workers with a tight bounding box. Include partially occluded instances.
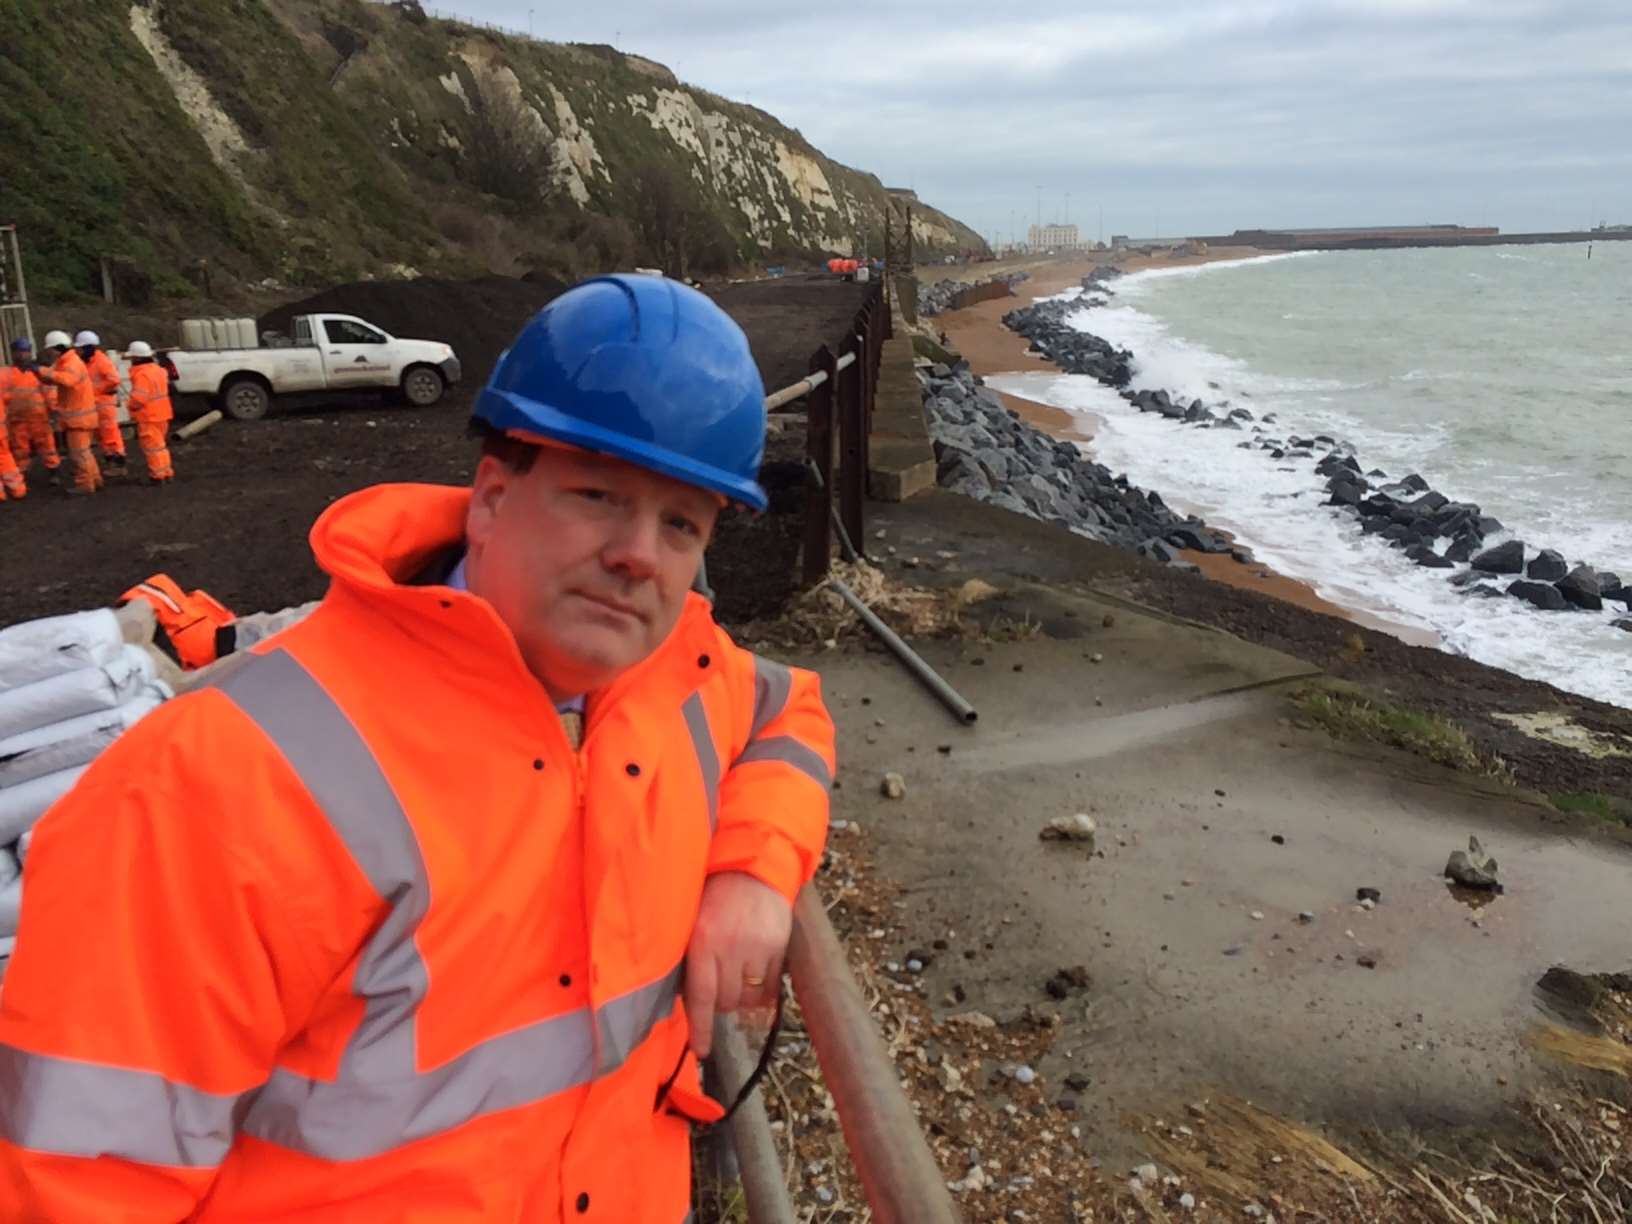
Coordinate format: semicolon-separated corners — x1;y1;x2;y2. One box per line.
0;329;175;501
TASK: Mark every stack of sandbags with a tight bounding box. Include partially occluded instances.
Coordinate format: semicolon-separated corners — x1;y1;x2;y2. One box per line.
0;608;173;960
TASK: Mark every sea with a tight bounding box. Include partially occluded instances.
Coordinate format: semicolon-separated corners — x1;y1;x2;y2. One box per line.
985;243;1632;707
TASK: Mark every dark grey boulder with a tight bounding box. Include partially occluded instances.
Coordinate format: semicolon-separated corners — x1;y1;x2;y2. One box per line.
1228;408;1254;422
1360;515;1390;534
929;363;952;379
1406;491;1450;516
1407;545;1454;569
1449;569;1488;588
1400;474;1430;493
1558;566;1603;611
1167;525;1223;552
1526;549;1567;582
1367;468;1388;479
1472;540;1525;574
1444;535;1480;563
1614;619;1632;633
1327;481;1363;507
1382;524;1414;543
1137;538;1179;564
1462;584;1505;599
1476;516;1503;537
1598;572;1624;598
1507;580;1568;611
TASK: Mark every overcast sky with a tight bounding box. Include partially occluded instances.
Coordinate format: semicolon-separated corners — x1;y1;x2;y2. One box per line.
427;0;1632;243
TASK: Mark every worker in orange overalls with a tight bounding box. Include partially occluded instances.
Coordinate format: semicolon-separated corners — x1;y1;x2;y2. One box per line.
124;340;174;483
32;329;101;494
77;329;128;468
0;275;836;1220
0;371;23;502
1;338;60;481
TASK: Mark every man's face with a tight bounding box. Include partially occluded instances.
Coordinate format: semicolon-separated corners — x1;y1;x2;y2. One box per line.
465;445;721;700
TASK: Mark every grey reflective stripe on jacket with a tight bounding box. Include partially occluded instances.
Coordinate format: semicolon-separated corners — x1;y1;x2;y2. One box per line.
0;647;685;1168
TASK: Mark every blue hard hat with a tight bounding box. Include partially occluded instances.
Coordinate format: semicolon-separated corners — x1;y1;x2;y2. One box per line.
476;274;767;511
10;338;31;352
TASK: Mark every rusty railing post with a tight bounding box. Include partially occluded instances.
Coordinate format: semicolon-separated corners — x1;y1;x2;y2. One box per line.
837;331;865;555
787;887;961;1223
802;345;837;588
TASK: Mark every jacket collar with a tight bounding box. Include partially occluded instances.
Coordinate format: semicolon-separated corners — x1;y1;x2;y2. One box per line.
310;483;719;708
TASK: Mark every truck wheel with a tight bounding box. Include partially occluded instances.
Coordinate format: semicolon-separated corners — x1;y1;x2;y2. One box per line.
222;378;271;422
401;366;445;408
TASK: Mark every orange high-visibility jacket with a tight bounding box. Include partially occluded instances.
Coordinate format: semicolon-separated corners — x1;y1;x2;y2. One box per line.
0;366;51;423
127;361;173;422
120;573;235;669
86;347;122;407
0;482;835;1222
41;349;94;426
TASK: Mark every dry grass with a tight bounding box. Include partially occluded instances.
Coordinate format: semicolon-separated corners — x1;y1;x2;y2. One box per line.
1294;684;1512;782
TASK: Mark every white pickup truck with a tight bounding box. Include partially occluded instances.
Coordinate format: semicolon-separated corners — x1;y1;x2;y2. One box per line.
170;313;462;421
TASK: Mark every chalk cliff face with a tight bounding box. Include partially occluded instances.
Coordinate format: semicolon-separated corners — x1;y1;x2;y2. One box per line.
7;0;984;298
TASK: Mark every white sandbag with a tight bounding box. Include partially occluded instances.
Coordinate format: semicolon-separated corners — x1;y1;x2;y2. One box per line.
0;876;20;939
230;601;320;653
0;608;124;692
0;645;155;742
0;765;86;845
0;691;165;789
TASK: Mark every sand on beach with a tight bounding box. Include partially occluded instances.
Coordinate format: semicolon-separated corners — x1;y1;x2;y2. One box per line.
926;248;1437;643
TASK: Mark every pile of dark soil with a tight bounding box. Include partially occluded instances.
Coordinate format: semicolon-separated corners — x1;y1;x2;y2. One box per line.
260;275;569;381
4;275;876;632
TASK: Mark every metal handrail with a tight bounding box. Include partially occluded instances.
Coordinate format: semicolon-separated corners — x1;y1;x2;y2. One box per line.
786;886;961;1223
764;350;857;411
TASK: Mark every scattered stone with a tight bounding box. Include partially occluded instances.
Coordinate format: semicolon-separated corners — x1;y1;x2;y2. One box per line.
880;772;907;800
1356;887;1381;903
1179;1192;1197;1211
1358;955;1379;969
1359;898;1376;911
1011;1064;1037;1085
1271;834;1286;845
1090;652;1104;664
1040;813;1098;847
1249;911;1265;921
1445;835;1502;890
1133;1163;1160;1186
1044;966;1092;999
1297;911;1315;924
1065;1072;1091;1091
1102;613;1116;628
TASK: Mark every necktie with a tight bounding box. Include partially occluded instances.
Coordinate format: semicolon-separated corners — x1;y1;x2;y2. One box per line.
558;709;584;750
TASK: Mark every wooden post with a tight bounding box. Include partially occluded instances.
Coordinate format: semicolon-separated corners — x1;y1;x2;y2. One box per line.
801;346;838;589
837;331;865;554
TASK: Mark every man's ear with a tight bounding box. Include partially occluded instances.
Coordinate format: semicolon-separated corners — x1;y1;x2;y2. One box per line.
466;455;513;552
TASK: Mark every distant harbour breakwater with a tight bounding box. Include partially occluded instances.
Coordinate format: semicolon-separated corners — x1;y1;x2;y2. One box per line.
986;266;1632;635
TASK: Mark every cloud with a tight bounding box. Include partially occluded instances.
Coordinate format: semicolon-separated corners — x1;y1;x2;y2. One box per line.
430;0;1632;237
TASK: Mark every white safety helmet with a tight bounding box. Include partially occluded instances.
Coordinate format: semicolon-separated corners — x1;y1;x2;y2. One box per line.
73;330;100;348
42;330;72;351
126;340;155;359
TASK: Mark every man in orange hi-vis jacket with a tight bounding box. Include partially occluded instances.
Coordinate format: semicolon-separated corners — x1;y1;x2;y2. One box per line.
0;276;836;1221
124;340;174;482
78;329;128;467
1;338;60;480
31;329;101;493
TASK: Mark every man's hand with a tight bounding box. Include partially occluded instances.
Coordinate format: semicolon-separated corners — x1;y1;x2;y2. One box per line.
684;871;792;1058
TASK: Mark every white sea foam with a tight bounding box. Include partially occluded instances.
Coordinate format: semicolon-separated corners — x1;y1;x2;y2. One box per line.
987;244;1632;707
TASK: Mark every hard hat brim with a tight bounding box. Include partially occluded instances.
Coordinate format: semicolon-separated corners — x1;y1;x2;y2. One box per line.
479;386;768;513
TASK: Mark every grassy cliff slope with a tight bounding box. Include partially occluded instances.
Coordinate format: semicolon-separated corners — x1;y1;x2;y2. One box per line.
5;0;985;300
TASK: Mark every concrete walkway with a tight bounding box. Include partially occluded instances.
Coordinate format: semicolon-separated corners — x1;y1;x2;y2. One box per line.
793;514;1632;1163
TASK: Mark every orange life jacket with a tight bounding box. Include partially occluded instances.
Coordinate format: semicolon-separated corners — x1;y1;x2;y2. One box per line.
0;482;835;1221
119;574;236;670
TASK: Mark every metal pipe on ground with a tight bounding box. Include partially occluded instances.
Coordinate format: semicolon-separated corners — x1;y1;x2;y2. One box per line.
786;886;962;1224
829;578;978;724
175;410;223;440
710;1016;797;1224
